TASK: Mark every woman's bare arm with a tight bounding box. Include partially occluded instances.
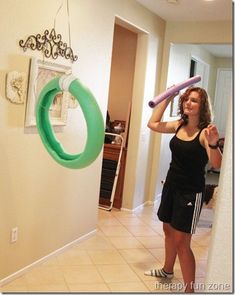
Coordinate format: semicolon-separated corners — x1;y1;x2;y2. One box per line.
202;125;222;169
147;94;180;133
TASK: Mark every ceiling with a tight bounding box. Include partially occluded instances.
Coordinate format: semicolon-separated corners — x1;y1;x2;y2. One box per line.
135;0;233;58
200;44;232;58
135;0;233;22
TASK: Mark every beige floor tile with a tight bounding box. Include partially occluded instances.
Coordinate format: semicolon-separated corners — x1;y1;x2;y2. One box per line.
136;234;165;248
129;262;163;281
1;205;210;292
96;264;141;283
0;285;28;292
97;208;109;216
56;248;93;265
108;236;144;249
116;216;146;226
0;284;28;294
135;205;159;216
124;225;158;236
27;283;69;292
62;265;104;284
148;248;165;264
0;276;28;292
68;283;110;292
87;249;127;264
96;228;107;236
119;248;157;264
22;265;65;285
97;215;121;226
135;215;156;225
108;281;150;292
136;210;159;220
170;264;183;279
40;256;58;266
148;223;165;235
74;234;115;250
100;225;132;237
111;210;136;219
98;209;113;218
0;276;27;287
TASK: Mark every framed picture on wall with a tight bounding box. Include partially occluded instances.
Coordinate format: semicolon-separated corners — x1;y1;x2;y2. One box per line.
25;58;72;127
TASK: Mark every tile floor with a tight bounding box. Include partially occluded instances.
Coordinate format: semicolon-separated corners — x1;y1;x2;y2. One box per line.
0;200;213;293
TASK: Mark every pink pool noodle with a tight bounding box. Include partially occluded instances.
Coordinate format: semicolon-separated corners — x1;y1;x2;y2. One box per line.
148;75;201;108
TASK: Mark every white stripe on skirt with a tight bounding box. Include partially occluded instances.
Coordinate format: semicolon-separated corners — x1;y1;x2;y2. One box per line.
191;192;202;234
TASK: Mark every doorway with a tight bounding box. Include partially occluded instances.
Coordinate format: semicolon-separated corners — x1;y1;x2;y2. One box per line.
107;24;137;125
99;21;138;209
190;56;209;89
99;17;155;210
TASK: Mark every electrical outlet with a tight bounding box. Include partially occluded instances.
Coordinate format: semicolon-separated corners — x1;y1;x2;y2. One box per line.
11;227;18;243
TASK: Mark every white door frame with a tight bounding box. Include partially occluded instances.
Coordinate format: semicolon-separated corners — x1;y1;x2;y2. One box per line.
191;54;210;90
213;67;232;137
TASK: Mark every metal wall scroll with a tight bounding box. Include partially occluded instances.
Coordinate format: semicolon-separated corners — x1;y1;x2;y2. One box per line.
19;28;78;62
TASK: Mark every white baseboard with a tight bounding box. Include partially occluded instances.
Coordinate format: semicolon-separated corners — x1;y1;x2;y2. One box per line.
121;202;147;212
0;229;96;287
121;198;159;212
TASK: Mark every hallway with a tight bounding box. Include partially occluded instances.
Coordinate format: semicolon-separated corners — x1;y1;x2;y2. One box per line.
1;201;212;293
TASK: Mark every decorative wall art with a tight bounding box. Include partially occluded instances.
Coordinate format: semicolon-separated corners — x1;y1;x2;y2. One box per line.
19;29;78;63
6;71;27;104
25;58;72;127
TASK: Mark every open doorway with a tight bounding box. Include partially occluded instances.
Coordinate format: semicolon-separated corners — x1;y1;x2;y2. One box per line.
99;17;155;210
189;56;209;89
99;22;138;209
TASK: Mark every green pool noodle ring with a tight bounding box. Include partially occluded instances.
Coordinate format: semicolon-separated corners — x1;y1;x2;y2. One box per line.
36;74;104;169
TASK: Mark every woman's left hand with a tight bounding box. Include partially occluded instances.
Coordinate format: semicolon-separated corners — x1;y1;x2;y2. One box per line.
204;124;220;145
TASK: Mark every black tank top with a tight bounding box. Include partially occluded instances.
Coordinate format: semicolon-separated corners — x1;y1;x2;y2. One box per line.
165;125;208;192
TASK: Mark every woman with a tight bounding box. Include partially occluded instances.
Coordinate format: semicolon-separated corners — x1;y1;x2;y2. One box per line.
145;87;222;293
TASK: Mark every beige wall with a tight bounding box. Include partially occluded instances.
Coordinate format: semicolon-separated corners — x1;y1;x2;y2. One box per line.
108;24;137;122
0;0;165;282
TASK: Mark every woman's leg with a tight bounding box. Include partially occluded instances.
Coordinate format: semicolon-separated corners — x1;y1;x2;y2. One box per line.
173;228;195;293
163;223;177;273
144;222;177;277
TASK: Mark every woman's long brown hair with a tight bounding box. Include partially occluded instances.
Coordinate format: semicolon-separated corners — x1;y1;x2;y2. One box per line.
178;87;212;129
